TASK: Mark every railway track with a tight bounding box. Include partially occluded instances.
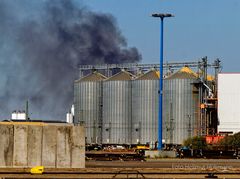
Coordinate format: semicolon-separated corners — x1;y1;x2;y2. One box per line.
0;159;240;178
1;172;240;178
86;159;240;168
0;168;240;178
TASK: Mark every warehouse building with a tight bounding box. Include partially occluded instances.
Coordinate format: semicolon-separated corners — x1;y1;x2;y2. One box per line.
218;73;240;134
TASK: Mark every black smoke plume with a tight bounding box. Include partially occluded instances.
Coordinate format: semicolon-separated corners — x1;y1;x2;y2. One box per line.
0;0;141;120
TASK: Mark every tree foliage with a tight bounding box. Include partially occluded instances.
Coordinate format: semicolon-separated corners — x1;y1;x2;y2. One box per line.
219;132;240;149
183;136;208;150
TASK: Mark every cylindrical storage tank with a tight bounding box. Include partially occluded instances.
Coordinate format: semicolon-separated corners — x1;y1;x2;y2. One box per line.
102;70;134;144
74;72;106;144
66;113;73;123
132;69;159;145
163;67;198;144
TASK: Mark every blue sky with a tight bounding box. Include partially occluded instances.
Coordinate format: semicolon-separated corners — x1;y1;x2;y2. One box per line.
81;0;240;72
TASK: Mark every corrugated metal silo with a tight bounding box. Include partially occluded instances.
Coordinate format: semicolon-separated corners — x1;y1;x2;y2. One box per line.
102;70;134;144
132;69;159;145
74;72;106;144
163;67;198;144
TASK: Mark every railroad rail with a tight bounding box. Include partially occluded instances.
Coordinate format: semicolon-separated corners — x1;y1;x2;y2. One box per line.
0;168;240;179
86;150;145;161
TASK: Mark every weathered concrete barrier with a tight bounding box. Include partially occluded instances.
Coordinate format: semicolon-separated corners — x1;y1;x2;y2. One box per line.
0;123;85;168
42;125;57;167
27;125;42;167
0;125;13;166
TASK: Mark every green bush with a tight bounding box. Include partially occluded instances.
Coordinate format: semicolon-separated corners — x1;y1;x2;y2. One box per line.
183;136;208;150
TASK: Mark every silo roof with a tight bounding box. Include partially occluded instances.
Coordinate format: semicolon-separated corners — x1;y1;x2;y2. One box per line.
75;72;107;82
106;70;135;81
207;75;215;81
136;69;160;80
167;66;197;79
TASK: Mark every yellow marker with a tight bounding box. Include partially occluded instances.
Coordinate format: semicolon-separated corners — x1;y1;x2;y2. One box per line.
30;166;44;175
137;145;150;150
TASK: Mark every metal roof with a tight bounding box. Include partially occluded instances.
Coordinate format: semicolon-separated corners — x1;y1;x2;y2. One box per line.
75;72;107;82
136;69;160;80
105;70;135;81
167;66;197;79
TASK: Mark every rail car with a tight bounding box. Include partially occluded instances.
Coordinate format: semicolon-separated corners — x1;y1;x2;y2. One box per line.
86;150;145;161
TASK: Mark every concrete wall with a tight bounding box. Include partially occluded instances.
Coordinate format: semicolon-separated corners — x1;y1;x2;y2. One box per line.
0;125;13;167
56;126;71;168
71;126;85;168
27;125;43;167
42;126;57;167
0;124;85;168
13;125;28;166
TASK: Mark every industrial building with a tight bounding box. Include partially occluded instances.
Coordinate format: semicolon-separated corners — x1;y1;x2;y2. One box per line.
74;57;221;145
132;69;159;145
163;67;199;144
102;70;134;144
74;72;106;144
218;73;240;134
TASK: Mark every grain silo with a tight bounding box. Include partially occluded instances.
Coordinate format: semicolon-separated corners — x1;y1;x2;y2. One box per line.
163;67;199;144
132;69;159;145
102;70;134;144
74;72;106;144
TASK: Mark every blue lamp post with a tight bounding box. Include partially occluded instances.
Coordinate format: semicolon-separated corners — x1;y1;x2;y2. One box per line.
152;13;174;150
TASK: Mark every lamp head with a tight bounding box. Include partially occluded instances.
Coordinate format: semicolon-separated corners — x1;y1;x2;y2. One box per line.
152;13;174;18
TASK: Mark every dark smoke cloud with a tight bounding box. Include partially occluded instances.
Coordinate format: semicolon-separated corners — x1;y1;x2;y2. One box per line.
0;0;141;120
